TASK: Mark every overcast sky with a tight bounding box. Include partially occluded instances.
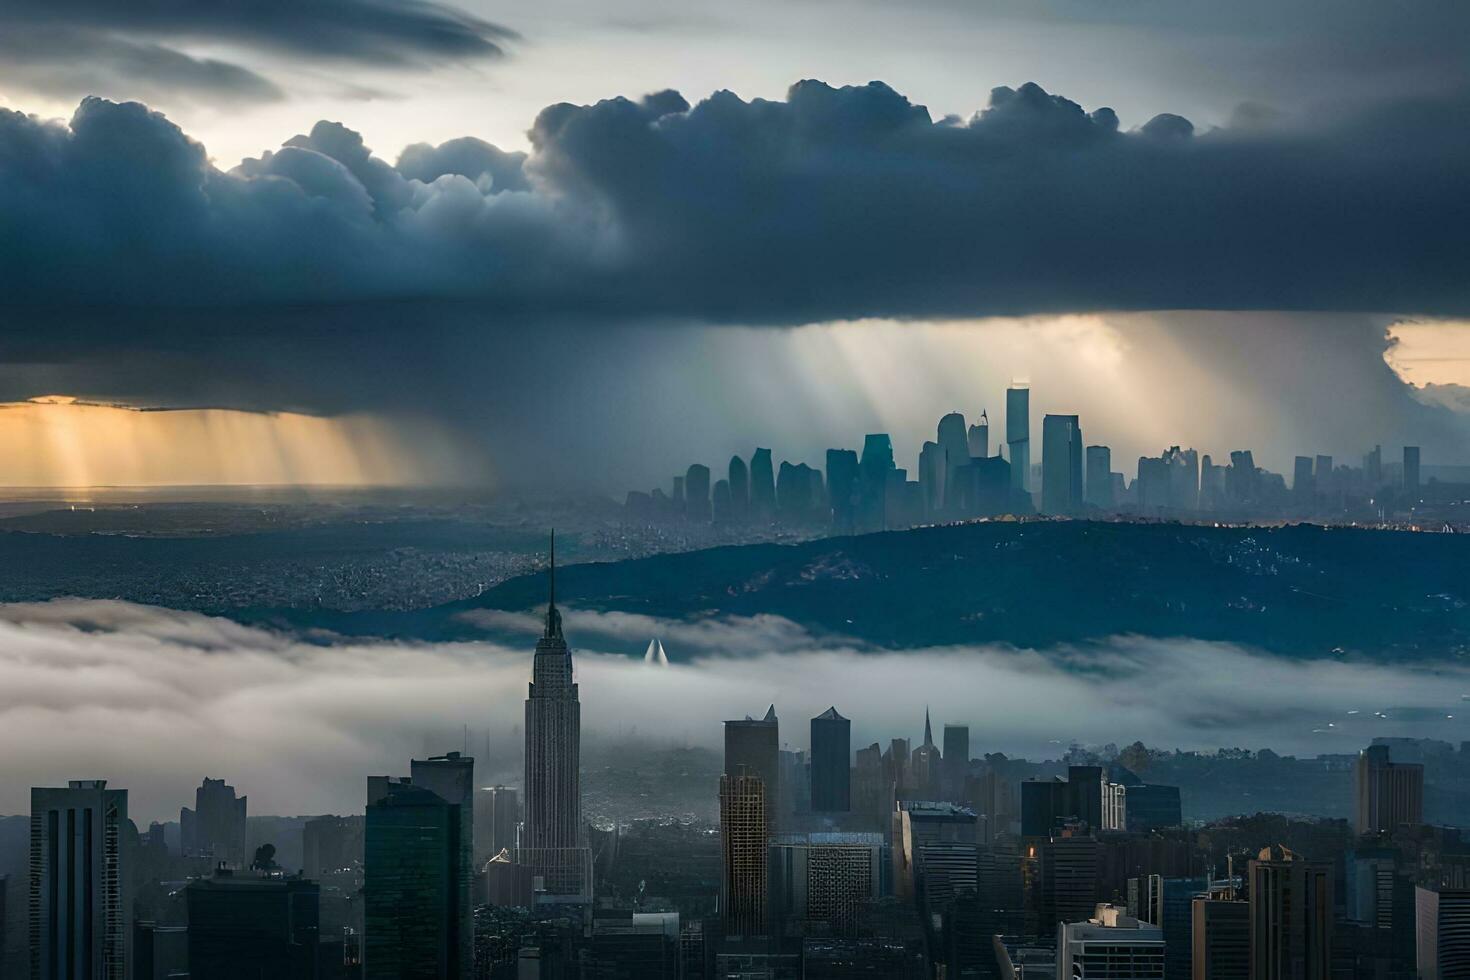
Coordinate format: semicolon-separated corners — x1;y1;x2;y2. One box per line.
0;0;1467;488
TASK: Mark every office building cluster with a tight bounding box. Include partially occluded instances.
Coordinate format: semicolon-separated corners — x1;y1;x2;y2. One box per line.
626;384;1448;532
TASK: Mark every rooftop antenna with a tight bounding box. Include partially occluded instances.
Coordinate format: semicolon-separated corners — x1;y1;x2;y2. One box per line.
544;529;562;639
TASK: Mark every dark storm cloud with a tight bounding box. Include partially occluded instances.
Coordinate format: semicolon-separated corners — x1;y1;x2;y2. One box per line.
1;80;1468;326
0;28;283;106
0;0;516;65
396;138;530;194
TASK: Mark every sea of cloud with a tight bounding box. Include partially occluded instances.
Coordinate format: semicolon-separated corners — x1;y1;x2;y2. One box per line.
0;599;1464;821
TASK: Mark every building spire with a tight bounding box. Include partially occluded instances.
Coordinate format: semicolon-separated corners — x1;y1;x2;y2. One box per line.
544;529;562;639
923;706;933;747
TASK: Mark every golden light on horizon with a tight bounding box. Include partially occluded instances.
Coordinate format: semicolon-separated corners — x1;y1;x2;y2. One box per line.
0;397;475;487
1385;320;1470;389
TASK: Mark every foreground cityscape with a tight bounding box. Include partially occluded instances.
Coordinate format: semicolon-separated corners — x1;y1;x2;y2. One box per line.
6;549;1470;980
628;384;1468;533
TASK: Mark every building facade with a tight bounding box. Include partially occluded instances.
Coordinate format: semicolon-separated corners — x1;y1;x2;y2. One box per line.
29;780;130;980
1355;745;1424;836
1249;846;1333;980
720;769;769;938
364;777;467;978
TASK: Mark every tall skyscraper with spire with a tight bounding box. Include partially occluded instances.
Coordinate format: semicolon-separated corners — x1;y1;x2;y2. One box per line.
520;532;590;897
911;709;942;800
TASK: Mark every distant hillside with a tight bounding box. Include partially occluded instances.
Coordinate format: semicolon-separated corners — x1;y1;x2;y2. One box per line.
296;520;1470;659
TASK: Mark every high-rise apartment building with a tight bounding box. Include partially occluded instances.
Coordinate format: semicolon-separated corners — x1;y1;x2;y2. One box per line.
29;780;131;980
720;769;769;938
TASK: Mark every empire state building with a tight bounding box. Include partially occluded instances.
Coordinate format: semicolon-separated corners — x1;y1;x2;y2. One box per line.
519;533;591;897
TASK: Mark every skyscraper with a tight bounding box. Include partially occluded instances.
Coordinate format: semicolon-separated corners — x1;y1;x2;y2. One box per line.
937;412;970;509
825;449;860;531
918;441;945;515
941;725;969;801
180;777;248;867
1314;454;1334;492
728;455;750;521
1192;897;1248;980
769;833;884;938
1164;446;1200;511
1354;745;1424;836
858;434;895;530
1041;414;1083;515
1293;456;1315;500
1404;446;1421;495
521;534;590;897
475;786;519;866
750;449;776;519
1041;831;1101;932
1085;446;1113;509
1364;445;1383;488
968;412;989;460
412;752;475;969
685;463;712;522
810;707;851;814
1415;886;1470;980
1249;845;1333;980
303;815;364;877
720;769;769;938
364;777;467;978
187;870;321;979
725;706;780;827
712;479;733;523
29;780;131;980
910;710;941;800
1006;385;1030;496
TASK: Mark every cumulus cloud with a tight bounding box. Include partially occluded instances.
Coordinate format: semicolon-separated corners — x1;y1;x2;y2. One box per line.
1;599;1466;821
0;79;1467;324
